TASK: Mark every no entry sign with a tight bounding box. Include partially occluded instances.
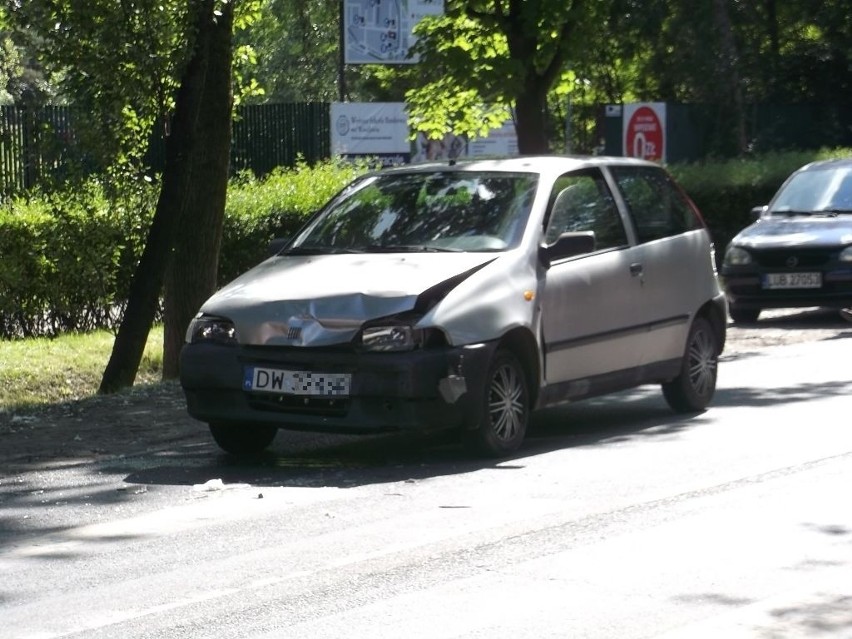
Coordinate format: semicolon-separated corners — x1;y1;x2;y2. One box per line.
623;103;666;162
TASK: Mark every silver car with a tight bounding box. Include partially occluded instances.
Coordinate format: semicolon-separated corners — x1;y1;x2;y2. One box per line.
180;156;727;457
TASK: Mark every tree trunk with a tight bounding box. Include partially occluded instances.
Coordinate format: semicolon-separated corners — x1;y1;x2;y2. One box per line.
99;0;220;394
162;2;234;380
514;86;551;155
712;0;748;154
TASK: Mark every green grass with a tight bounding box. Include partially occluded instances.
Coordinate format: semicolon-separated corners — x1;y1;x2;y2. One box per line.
0;325;164;411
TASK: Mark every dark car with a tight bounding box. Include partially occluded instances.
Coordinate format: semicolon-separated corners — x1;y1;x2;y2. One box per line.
720;158;852;323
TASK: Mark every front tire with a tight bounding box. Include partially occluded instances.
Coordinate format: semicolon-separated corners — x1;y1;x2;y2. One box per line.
662;316;719;413
209;422;278;456
729;304;760;324
463;349;530;457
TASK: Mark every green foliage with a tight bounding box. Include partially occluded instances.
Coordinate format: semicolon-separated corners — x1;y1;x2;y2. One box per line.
244;0;339;102
219;159;368;283
0;180;156;337
5;0;190;179
403;12;513;140
0;160;366;338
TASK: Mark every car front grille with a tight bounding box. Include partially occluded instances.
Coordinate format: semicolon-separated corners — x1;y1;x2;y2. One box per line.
752;249;832;269
246;393;349;416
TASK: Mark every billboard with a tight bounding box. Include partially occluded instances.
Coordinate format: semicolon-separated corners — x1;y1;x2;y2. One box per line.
622;102;667;162
331;102;411;165
332;103;520;165
343;0;444;64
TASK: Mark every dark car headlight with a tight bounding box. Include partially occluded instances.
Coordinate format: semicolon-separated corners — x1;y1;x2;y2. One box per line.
840;247;852;262
359;325;424;352
186;314;238;345
723;246;752;267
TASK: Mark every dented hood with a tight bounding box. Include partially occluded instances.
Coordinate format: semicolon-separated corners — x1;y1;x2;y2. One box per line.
199;252;497;346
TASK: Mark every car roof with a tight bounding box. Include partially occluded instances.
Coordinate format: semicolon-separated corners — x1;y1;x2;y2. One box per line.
380;155;662;176
796;158;852;172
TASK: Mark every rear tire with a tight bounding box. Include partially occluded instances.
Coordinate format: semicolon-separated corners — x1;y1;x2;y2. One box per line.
662;316;719;413
463;349;529;457
729;305;760;324
209;422;278;455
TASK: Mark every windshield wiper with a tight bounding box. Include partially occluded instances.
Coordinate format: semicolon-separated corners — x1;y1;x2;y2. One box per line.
771;209;814;217
281;246;365;255
772;208;849;217
362;244;463;253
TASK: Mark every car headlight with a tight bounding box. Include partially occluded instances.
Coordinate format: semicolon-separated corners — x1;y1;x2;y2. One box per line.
840;246;852;262
724;246;752;266
360;325;423;352
186;314;238;345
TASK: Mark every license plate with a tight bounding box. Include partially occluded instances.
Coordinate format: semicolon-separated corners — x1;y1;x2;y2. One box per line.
243;367;351;396
762;272;822;289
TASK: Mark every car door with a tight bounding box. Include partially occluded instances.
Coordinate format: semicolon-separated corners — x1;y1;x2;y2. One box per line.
608;165;710;366
540;168;645;392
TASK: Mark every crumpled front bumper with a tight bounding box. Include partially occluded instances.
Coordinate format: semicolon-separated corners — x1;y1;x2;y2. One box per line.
179;341;498;434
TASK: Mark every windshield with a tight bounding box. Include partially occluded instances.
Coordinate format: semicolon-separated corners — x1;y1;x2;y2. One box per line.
289;171;538;253
770;166;852;215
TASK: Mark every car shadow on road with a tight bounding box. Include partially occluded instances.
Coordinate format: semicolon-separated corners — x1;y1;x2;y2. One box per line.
116;388;704;490
120;357;852;493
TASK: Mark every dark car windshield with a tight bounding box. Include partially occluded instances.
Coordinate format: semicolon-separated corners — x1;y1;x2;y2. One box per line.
288;171;538;253
770;166;852;215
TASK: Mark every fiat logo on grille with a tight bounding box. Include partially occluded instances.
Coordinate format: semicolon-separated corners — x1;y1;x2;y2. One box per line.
786;256;799;268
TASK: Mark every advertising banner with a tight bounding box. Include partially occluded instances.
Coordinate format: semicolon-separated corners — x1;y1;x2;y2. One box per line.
343;0;444;64
332;103;520;165
331;102;411;165
623;102;666;162
467;121;518;157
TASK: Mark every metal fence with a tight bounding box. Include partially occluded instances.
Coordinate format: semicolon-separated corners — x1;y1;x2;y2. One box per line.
0;105;76;195
0;102;332;198
4;101;848;197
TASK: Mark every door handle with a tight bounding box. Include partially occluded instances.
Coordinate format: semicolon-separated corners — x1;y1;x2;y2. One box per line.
629;263;644;277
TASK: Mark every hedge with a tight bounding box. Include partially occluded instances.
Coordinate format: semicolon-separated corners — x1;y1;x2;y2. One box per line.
1;150;849;339
0;159;364;338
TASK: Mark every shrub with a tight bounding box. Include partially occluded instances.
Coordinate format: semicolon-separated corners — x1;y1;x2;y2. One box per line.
0;181;155;338
0;160;367;338
220;159;367;284
3;151;850;339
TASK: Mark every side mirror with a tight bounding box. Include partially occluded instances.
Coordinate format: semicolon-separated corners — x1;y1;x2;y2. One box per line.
539;231;595;268
268;237;289;256
751;205;768;222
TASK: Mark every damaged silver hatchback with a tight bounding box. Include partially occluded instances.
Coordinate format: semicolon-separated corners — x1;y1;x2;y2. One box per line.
180;156;727;457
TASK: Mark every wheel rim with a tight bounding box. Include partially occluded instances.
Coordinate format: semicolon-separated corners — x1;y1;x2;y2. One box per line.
687;326;717;398
488;362;526;442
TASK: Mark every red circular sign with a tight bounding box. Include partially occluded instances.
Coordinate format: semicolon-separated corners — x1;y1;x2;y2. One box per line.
625;106;664;161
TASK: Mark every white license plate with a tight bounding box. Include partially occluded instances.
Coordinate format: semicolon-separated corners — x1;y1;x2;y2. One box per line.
243;367;351;396
762;272;822;289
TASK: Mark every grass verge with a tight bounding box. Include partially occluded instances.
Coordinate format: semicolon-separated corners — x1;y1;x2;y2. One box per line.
0;325;164;411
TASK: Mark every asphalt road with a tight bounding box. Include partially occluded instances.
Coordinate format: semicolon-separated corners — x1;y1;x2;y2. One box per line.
1;308;851;638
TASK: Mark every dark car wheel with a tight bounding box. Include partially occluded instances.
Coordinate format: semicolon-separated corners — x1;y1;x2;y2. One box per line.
209;422;278;456
729;304;760;324
662;316;719;413
463;349;529;457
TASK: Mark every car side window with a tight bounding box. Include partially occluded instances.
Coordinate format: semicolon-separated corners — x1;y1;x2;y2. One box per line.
611;167;702;243
544;171;628;250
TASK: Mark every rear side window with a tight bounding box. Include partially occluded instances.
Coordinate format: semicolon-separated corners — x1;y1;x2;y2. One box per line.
611;167;702;243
